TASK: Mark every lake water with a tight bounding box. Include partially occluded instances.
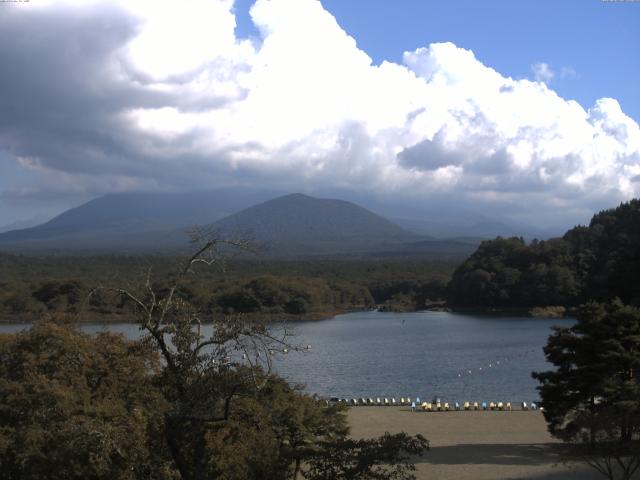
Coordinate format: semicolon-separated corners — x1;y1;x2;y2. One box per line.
0;310;570;403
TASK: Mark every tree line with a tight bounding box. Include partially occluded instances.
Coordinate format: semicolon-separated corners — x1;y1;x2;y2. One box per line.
0;256;453;321
448;199;640;309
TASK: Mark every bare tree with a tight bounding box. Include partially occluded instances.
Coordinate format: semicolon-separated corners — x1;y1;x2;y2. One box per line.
113;228;302;480
99;228;428;480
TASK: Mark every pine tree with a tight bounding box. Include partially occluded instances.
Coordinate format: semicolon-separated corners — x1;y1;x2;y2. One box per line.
533;300;640;480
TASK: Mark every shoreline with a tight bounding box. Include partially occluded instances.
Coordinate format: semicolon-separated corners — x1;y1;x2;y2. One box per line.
0;307;368;325
447;305;571;319
0;305;572;324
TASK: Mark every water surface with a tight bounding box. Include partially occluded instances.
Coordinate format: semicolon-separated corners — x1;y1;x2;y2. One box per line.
1;310;570;403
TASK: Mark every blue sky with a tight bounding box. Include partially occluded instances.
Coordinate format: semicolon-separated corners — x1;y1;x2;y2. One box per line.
0;0;639;230
236;0;640;121
336;0;640;122
386;2;635;119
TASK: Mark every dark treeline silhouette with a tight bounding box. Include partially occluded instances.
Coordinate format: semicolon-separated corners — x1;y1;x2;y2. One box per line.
448;199;640;309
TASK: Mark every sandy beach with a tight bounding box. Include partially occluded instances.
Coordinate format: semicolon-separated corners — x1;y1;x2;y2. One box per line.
347;407;601;480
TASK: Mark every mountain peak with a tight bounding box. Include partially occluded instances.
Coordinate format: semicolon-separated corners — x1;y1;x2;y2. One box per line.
210;193;419;255
280;193;312;200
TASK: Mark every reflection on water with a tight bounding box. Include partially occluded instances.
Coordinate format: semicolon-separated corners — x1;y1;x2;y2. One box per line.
1;310;571;402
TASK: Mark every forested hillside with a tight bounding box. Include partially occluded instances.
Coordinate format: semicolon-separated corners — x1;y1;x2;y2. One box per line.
448;199;640;308
0;255;453;321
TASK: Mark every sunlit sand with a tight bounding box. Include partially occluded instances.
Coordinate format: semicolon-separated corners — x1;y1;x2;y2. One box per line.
348;407;600;480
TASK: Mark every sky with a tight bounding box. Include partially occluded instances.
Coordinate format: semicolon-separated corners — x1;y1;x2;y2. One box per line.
0;0;639;231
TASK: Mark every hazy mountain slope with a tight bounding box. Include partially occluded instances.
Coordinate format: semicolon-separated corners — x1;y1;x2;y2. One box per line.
0;188;280;250
392;216;559;240
0;215;51;234
0;190;487;258
210;193;422;254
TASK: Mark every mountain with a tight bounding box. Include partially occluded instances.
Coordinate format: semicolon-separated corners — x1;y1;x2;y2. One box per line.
391;216;559;240
0;188;280;251
209;193;422;255
0;190;477;259
0;215;51;234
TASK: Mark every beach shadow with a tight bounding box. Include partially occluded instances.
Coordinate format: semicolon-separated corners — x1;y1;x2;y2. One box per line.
415;443;572;467
523;469;602;480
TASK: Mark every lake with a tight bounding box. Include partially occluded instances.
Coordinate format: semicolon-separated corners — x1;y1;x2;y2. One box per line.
0;310;570;403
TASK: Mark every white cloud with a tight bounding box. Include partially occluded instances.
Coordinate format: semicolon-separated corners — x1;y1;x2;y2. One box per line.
531;62;555;84
560;66;578;79
1;0;639;227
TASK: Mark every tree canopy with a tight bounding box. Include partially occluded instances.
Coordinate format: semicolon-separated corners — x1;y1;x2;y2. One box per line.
533;300;640;480
448;199;640;308
0;233;429;479
0;320;173;480
0;254;453;321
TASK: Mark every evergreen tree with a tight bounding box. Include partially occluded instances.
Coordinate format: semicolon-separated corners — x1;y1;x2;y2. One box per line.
448;199;640;309
533;300;640;480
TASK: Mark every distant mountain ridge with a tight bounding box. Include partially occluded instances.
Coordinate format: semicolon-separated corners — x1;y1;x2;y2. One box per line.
0;188;280;250
0;215;50;234
210;193;421;255
0;190;480;258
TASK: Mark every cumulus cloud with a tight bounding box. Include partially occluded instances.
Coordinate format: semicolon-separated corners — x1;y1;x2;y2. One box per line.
531;62;555;83
560;66;578;79
0;0;639;227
